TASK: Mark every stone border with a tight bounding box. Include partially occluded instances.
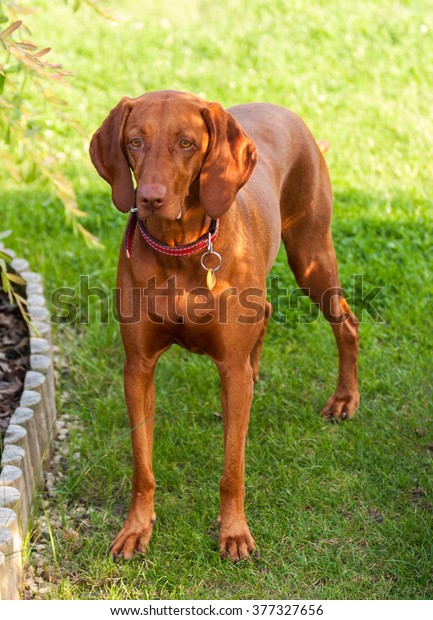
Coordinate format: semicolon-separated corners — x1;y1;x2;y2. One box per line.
0;250;56;600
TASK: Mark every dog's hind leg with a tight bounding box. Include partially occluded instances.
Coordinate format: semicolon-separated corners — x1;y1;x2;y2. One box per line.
280;157;359;419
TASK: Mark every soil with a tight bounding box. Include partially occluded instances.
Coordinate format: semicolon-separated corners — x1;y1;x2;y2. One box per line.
0;287;30;439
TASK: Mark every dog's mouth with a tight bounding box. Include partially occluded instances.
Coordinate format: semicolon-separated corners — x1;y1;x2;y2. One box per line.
136;203;184;222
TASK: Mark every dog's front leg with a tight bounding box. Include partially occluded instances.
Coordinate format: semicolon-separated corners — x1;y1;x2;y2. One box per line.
110;357;157;560
216;360;256;562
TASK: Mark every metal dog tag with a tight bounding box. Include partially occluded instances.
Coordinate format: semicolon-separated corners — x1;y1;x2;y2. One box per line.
201;233;221;292
206;268;217;291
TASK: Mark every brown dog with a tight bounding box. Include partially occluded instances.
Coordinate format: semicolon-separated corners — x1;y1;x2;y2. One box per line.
89;90;359;562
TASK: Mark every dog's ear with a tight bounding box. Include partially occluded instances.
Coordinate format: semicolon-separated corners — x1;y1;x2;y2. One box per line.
89;98;134;213
199;103;257;218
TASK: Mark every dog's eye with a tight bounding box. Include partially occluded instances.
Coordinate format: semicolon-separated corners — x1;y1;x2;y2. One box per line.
129;138;142;148
179;139;193;149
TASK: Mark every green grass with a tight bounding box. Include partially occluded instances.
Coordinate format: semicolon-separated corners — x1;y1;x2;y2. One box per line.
3;0;433;600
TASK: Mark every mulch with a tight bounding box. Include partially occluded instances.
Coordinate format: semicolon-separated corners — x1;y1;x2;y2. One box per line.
0;287;30;437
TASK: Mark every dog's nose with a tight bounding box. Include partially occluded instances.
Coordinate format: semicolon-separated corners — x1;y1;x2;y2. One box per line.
138;184;167;210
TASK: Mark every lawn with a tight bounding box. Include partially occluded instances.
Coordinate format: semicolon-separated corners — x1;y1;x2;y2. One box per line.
2;0;433;600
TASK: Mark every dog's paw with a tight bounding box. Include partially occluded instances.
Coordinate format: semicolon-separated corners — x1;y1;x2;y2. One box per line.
219;520;256;563
110;513;156;560
321;389;360;421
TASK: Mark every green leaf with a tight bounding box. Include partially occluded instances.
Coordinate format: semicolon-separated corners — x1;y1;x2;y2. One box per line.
1;264;10;293
0;73;4;94
4;63;21;73
0;250;12;263
22;160;38;183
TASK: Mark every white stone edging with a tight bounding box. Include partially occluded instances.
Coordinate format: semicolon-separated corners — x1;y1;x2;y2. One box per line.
0;252;56;600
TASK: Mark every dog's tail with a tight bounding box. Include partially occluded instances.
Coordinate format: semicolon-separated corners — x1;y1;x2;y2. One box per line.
316;139;330;154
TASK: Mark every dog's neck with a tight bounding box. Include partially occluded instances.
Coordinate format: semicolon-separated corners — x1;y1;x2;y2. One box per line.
142;205;213;248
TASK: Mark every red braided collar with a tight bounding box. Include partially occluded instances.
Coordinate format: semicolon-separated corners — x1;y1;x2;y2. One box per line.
124;211;220;259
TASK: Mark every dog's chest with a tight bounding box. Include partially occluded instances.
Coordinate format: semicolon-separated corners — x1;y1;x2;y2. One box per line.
145;282;216;326
133;272;265;355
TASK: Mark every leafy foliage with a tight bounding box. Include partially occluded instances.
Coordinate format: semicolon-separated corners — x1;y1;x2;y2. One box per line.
0;0;104;247
0;230;29;325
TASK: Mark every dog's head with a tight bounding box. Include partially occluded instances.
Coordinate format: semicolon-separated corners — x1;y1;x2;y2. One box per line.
89;90;257;220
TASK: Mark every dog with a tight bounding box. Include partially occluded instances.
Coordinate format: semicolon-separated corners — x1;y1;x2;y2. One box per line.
89;90;359;562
